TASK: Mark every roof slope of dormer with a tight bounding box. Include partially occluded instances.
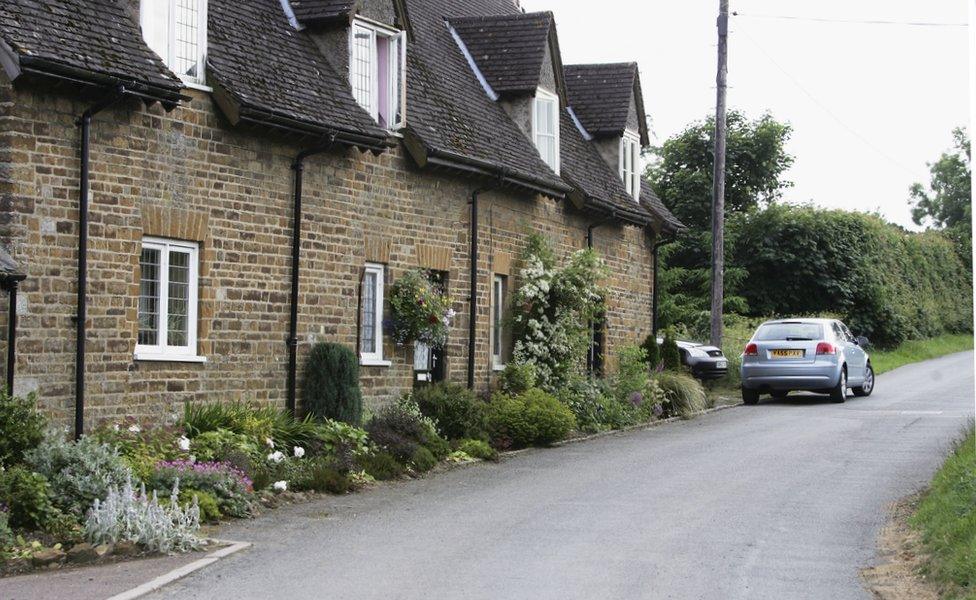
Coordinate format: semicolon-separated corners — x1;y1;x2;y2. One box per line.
640;186;684;233
565;62;649;146
289;0;360;25
207;0;389;145
0;0;184;104
448;11;565;99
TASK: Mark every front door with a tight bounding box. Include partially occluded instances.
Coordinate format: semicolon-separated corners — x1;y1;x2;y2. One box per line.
414;271;447;385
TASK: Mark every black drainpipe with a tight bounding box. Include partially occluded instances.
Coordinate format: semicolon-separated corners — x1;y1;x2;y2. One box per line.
3;274;25;393
286;132;338;416
651;232;678;340
75;86;125;440
467;175;505;390
585;213;614;373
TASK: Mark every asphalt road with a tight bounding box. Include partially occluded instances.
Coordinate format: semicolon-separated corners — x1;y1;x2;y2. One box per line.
154;351;974;600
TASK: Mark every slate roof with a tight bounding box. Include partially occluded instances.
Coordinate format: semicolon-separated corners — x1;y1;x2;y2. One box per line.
565;62;648;145
560;110;652;225
289;0;358;25
0;0;183;101
640;185;684;233
449;12;555;96
207;0;388;143
403;0;569;196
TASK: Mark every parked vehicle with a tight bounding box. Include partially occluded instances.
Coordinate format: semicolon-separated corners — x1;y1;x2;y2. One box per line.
658;338;728;380
739;318;874;405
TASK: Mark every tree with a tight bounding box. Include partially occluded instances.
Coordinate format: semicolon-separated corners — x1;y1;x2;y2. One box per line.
909;127;971;266
646;111;794;336
910;127;971;230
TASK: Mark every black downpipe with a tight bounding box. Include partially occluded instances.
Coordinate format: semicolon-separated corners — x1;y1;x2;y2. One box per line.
467;178;504;390
651;233;678;340
287;134;338;415
75;87;125;440
4;278;23;393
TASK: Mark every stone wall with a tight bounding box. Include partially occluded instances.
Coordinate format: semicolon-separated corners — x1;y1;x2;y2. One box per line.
0;77;655;428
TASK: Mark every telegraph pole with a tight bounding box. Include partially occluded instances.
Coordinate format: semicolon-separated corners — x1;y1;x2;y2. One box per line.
709;0;729;348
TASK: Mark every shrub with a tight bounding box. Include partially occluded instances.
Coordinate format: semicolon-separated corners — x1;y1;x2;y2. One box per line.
190;428;263;465
0;508;14;550
148;460;253;518
302;460;352;494
641;334;661;371
655;371;707;418
356;451;405;481
302;343;363;425
366;396;447;463
183;402;319;451
661;330;682;371
555;377;634;433
498;363;537;396
92;420;187;481
308;420;369;472
455;439;497;461
0;466;62;531
485;389;576;449
413;383;486;441
410;447;437;473
85;478;200;554
179;489;222;523
26;436;133;518
0;390;46;467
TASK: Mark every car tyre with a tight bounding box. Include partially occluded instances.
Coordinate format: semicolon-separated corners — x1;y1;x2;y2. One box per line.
830;368;848;403
742;388;760;405
853;363;874;397
771;391;789;399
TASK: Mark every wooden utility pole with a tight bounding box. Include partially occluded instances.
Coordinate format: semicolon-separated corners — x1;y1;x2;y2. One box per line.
709;0;729;348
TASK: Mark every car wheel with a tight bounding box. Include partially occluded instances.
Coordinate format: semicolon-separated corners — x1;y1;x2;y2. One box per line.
742;388;760;405
771;391;789;399
853;363;874;397
830;368;848;403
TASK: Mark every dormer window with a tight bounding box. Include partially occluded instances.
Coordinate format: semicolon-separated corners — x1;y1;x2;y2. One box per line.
350;18;406;129
532;88;560;174
620;130;641;198
140;0;208;87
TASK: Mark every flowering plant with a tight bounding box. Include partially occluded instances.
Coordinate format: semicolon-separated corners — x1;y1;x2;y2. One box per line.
149;460;253;518
511;235;607;390
387;269;454;348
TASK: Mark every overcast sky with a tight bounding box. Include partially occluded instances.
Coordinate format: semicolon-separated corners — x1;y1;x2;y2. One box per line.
521;0;970;229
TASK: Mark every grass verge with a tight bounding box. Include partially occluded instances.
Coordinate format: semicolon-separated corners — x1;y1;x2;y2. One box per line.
871;334;974;375
909;427;976;600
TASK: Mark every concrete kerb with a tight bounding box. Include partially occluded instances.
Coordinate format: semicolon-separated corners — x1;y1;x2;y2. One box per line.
102;540;250;600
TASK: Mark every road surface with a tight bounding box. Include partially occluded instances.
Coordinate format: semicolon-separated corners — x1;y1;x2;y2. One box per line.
154;351;974;600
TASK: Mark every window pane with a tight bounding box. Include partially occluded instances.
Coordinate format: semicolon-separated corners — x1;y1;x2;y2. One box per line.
361;271;377;353
167;250;190;347
352;26;373;114
138;247;161;346
174;0;201;79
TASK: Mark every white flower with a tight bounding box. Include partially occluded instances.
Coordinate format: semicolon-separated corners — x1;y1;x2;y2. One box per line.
177;436;191;452
265;437;275;448
272;480;288;492
127;424;141;434
267;450;285;463
112;423;120;432
293;446;305;458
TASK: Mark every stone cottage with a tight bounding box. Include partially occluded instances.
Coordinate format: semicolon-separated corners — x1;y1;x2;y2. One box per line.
0;0;682;433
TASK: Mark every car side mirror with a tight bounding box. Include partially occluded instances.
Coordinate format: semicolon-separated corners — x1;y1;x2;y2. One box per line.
855;336;869;347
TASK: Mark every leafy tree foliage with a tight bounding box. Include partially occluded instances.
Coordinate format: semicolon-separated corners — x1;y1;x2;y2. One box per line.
910;127;971;266
647;112;794;330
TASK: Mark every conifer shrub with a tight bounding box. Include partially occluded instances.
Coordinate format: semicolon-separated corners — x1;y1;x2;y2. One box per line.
661;329;682;371
302;343;363;425
641;334;662;370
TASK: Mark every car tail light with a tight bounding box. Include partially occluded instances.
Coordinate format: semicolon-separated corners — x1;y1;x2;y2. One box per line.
743;343;758;356
816;342;836;355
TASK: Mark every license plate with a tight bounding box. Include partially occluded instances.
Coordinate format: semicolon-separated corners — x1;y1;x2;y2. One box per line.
771;349;803;358
716;360;727;369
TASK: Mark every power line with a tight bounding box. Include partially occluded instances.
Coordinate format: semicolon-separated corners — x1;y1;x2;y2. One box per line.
733;11;967;28
735;26;920;176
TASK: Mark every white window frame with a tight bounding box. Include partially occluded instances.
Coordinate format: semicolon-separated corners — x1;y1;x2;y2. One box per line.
531;88;560;174
349;18;406;130
140;0;209;88
491;274;507;371
135;237;204;363
620;129;642;199
360;262;390;366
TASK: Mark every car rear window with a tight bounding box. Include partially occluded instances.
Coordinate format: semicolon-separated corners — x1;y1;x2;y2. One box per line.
754;323;823;341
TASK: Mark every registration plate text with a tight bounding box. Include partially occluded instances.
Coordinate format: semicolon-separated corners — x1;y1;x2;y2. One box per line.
771;349;803;358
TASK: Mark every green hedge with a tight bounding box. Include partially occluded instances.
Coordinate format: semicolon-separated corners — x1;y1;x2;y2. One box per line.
732;205;972;347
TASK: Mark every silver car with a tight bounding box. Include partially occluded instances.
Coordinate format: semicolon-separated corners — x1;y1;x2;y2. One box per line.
740;318;875;405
